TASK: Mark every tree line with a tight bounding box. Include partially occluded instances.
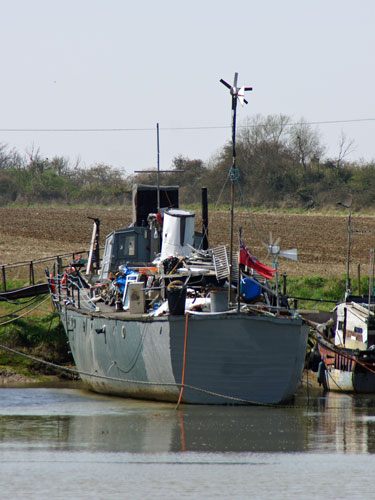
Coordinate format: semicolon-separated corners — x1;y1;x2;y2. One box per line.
1;114;374;210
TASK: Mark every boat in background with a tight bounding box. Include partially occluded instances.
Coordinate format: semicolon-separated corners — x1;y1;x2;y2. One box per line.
309;195;375;393
312;294;375;392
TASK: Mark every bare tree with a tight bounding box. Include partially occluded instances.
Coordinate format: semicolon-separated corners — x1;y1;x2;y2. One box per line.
335;131;356;170
239;114;290;149
288;119;326;170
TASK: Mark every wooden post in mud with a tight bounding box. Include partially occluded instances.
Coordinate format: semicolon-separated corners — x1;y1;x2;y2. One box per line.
357;263;361;296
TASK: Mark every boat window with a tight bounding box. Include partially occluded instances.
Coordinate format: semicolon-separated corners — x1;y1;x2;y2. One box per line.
117;234;136;257
338;321;344;331
354;326;363;334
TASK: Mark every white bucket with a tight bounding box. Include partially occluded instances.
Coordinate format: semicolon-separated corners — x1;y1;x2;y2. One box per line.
210;289;228;312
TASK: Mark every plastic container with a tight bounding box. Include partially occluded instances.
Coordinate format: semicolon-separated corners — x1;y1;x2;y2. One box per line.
210;289;228;312
240;277;261;302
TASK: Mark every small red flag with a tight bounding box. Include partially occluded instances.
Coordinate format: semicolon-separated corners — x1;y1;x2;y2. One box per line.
239;240;276;280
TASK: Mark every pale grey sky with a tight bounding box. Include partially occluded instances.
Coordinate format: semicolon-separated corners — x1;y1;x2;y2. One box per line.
0;0;374;173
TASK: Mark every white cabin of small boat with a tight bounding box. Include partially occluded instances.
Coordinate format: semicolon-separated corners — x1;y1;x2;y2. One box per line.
334;301;375;350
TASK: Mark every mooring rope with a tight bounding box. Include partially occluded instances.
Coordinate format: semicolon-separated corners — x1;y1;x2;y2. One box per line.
0;296;43;319
0;295;51;327
0;294;40;306
0;340;361;409
0;340;286;407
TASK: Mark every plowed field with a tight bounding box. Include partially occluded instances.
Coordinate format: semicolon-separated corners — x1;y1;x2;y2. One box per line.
1;206;375;278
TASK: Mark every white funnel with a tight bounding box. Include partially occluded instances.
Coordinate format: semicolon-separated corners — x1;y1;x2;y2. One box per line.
160;208;195;260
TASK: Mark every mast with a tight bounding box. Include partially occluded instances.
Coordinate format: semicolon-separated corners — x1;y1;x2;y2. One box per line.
220;73;252;303
156;122;160;213
134;122;183;210
336;194;353;294
346;207;352;292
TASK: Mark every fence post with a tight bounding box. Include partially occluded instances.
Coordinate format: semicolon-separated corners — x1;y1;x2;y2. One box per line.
29;261;35;285
57;256;62;275
1;265;6;292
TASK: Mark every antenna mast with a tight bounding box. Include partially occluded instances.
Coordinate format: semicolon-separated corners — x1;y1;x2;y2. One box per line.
220;72;252;303
336;194;353;293
134;123;184;217
156;123;160;212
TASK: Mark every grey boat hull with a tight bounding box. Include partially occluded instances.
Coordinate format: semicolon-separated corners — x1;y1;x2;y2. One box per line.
62;306;309;405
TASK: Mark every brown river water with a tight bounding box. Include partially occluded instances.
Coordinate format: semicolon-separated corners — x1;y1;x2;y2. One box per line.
0;383;374;499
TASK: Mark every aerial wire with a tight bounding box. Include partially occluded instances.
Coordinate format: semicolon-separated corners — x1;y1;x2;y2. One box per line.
0;117;374;133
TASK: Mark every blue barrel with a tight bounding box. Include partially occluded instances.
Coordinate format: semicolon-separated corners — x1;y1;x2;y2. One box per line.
240;278;261;302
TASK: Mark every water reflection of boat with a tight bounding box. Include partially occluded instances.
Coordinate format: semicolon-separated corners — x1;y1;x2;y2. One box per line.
69;406;309;453
172;406;308;453
3;389;375;454
307;392;375;454
0;406;308;453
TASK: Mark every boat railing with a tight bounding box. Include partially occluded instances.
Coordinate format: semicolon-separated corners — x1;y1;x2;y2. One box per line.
46;271;97;312
45;260;299;318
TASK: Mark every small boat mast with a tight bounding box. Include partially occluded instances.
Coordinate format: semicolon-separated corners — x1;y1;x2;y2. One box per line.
134;123;184;213
336;194;353;294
